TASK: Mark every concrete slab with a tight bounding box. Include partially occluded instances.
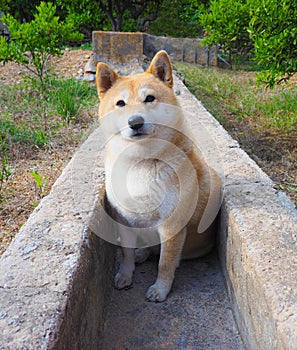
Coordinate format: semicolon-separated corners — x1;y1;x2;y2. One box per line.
174;74;297;349
220;183;297;350
102;252;244;350
0;128;115;349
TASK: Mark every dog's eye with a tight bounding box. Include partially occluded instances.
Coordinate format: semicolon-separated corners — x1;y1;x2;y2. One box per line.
116;100;126;107
144;95;155;103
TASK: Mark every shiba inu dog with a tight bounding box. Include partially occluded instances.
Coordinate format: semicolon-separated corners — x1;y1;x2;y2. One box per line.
96;50;222;302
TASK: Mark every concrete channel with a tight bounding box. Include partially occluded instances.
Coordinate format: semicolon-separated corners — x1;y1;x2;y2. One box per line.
1;37;297;349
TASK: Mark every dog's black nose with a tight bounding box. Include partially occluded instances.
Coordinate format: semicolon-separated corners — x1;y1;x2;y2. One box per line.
128;115;145;130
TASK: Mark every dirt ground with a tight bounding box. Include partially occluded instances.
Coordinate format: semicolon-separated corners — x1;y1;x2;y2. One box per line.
0;49;97;255
0;49;296;256
227;118;296;206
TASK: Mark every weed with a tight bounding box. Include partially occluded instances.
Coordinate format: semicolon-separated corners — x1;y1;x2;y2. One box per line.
47;77;97;124
175;63;297;132
0;117;49;147
0;133;12;197
30;171;48;202
288;186;297;194
0;76;97;150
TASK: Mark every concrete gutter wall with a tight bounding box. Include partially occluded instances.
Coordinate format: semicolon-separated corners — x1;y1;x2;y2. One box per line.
0;65;296;348
174;77;297;349
0;129;115;349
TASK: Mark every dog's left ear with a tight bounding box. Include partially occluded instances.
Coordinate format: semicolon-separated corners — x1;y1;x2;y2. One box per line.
96;62;120;99
146;50;173;88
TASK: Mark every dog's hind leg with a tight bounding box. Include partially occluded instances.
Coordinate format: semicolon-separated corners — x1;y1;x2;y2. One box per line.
135;248;151;264
146;229;186;302
135;245;161;264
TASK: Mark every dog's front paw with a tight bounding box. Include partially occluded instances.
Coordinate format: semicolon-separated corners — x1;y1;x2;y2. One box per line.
146;282;170;302
114;271;133;290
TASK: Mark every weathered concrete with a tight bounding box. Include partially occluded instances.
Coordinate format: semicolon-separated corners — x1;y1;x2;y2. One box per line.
0;57;296;350
0;128;116;349
144;34;217;66
102;252;244;350
174;76;297;349
92;31;217;66
220;184;297;350
92;31;144;64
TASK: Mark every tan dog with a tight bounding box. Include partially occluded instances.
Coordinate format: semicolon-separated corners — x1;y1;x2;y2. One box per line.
96;51;222;302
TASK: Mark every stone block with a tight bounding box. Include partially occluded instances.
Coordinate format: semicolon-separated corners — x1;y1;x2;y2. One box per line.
0;128;116;349
93;31;143;64
183;38;197;63
220;184;297;349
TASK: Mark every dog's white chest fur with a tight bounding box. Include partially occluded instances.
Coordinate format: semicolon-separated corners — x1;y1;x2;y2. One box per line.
106;159;179;227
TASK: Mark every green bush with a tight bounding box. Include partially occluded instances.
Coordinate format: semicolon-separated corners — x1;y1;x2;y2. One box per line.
199;0;297;86
199;0;251;59
148;0;204;38
55;0;111;39
248;0;297;87
0;2;83;83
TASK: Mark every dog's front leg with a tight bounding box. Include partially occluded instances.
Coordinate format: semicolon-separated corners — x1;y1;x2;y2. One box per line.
146;229;186;302
114;226;136;289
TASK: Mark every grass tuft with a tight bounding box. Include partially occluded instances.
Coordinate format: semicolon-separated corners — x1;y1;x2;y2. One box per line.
47;78;97;124
175;63;297;132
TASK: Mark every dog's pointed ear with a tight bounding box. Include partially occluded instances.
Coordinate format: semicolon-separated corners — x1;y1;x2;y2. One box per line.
146;50;173;88
96;62;119;99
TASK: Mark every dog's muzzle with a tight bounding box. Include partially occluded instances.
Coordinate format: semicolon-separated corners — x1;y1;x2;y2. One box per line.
128;115;145;130
121;114;155;140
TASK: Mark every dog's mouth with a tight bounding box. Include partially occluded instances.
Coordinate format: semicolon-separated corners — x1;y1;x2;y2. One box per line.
130;130;150;138
124;131;153;141
121;123;155;140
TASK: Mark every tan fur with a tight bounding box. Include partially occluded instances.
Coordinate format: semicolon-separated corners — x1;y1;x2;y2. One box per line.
96;50;222;302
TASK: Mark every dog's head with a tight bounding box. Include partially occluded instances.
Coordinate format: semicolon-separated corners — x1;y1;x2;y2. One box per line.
96;51;183;147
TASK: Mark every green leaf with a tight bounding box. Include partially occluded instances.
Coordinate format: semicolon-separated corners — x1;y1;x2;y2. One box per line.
288;186;297;193
30;171;43;187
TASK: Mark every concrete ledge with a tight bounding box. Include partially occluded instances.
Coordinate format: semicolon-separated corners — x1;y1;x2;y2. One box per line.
0;129;115;349
174;77;297;349
0;67;296;349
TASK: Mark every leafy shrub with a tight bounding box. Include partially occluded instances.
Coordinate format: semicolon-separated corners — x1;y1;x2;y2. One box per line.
55;0;111;39
199;0;251;59
0;133;12;196
199;0;297;86
248;0;297;87
0;2;83;83
149;0;204;38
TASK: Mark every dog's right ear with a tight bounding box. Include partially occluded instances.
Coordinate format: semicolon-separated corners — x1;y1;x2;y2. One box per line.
96;62;119;99
146;50;173;88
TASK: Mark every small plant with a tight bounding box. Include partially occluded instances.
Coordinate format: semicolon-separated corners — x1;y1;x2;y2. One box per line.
0;154;12;197
0;133;12;197
288;186;297;194
175;62;297;132
248;0;297;87
47;77;97;124
30;171;48;203
0;2;83;83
